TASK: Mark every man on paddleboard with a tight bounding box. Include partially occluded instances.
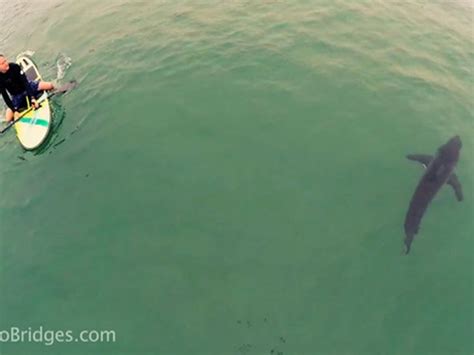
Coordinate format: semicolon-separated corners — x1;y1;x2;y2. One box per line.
0;54;54;122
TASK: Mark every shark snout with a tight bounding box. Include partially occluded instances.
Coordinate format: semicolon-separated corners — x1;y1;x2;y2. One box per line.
449;135;462;149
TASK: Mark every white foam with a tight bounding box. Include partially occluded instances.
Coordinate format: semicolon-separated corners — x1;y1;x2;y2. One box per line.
56;53;72;81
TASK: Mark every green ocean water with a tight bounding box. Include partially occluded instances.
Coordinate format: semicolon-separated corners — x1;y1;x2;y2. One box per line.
0;1;473;354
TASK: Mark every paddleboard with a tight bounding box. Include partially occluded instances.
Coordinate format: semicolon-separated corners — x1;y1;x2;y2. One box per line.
15;54;51;150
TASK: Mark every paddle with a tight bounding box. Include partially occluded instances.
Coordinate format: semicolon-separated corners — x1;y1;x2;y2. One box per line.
0;80;77;134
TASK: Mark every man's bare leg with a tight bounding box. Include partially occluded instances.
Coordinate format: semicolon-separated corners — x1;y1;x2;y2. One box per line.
38;81;54;91
5;108;13;122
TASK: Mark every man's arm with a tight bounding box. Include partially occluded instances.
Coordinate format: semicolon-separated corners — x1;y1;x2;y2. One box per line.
9;63;35;102
1;87;15;111
15;64;36;101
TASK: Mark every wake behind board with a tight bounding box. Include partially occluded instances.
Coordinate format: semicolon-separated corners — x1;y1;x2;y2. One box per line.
15;54;51;150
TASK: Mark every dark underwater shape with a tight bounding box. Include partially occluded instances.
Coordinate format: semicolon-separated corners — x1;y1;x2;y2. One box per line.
404;136;463;254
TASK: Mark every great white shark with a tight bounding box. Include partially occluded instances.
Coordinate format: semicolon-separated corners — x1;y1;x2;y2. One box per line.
404;136;463;254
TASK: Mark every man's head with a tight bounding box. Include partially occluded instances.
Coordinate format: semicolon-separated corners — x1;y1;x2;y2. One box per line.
0;55;10;73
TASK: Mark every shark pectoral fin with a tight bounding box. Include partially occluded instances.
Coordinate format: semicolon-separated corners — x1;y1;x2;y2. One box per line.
447;173;463;201
406;154;433;168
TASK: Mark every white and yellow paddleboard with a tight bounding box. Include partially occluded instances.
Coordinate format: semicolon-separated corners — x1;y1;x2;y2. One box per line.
15;54;51;150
